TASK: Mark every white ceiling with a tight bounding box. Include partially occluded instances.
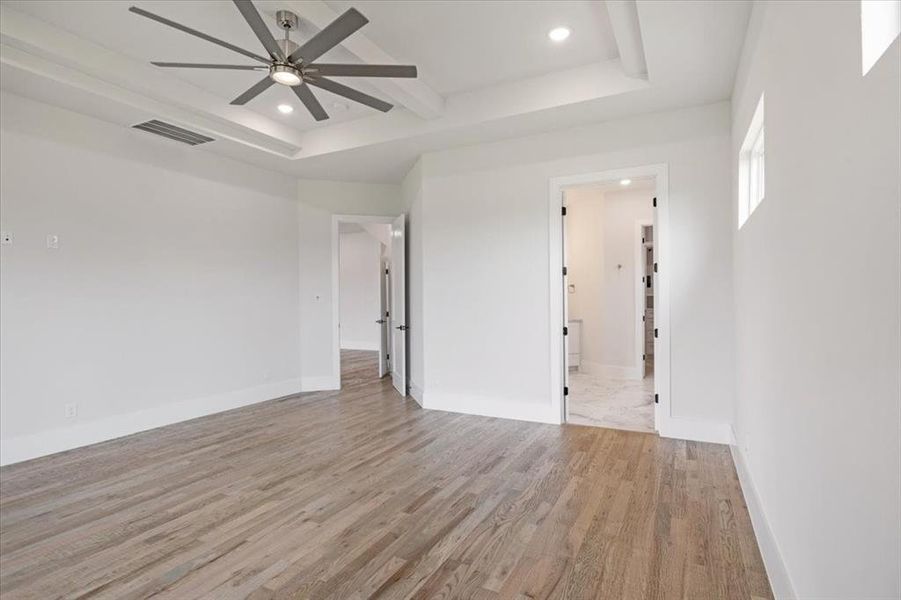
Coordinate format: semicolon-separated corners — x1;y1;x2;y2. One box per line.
2;0;380;131
338;222;363;233
324;0;620;95
567;176;656;194
0;0;752;183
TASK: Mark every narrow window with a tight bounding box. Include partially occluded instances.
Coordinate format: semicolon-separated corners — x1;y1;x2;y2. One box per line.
738;95;765;229
862;1;901;75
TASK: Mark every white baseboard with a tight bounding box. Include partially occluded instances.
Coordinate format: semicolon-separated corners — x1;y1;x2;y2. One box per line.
409;381;424;406
300;375;340;392
423;391;559;424
0;378;302;467
656;415;735;445
580;361;642;380
730;442;796;599
340;341;379;351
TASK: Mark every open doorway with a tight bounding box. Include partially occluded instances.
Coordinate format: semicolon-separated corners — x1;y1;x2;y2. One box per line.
337;221;391;385
551;167;667;433
332;215;407;396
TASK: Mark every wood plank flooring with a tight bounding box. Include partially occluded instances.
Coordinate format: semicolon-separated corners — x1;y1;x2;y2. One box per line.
0;350;772;599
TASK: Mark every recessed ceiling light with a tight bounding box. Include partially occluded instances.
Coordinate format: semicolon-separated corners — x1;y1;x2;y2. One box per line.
620;178;632;186
277;104;294;114
548;27;571;42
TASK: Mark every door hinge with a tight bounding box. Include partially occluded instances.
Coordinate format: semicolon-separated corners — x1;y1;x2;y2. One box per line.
386;353;390;360
563;326;568;336
654;328;659;338
385;268;389;274
642;276;645;284
386;310;390;317
652;197;657;207
642;237;645;243
562;266;568;276
642;315;645;322
562;206;567;216
654;393;659;404
643;354;646;361
564;386;569;396
654;262;658;273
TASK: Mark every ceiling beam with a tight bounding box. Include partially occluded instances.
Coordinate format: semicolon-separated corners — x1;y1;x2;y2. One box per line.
281;0;445;119
606;0;648;79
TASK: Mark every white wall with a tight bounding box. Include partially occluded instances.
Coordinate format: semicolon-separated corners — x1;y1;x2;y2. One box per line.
566;186;653;375
567;187;607;372
338;231;381;350
0;92;301;465
417;102;735;430
297;179;401;390
730;3;900;599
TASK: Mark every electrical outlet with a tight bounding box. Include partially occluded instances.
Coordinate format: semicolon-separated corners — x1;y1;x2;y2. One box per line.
46;234;59;249
65;403;77;418
1;231;11;245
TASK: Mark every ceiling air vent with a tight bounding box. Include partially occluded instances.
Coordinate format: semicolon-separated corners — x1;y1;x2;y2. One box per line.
131;120;214;146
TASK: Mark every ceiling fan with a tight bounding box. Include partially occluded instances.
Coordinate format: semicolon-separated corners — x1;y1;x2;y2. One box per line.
128;1;418;121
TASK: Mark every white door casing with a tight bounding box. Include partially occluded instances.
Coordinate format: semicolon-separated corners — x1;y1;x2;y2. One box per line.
549;164;668;429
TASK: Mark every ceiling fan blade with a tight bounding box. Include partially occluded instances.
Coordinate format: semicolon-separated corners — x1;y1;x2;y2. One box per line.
129;6;269;64
230;77;275;105
232;0;284;61
307;77;393;112
293;83;329;121
306;64;417;78
151;62;266;70
288;8;368;65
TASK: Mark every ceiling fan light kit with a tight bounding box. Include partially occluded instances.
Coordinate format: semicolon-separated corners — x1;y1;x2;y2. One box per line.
129;0;419;121
270;64;302;86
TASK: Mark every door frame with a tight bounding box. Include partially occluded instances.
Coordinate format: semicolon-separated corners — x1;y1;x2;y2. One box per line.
331;214;399;388
548;163;670;430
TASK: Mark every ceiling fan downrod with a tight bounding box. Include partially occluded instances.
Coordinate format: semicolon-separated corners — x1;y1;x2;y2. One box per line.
274;9;301;65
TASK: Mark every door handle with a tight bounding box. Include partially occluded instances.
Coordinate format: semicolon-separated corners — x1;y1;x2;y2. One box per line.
375;319;386;324
395;325;407;331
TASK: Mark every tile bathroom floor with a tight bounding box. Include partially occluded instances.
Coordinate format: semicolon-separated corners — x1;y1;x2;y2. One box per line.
567;366;655;432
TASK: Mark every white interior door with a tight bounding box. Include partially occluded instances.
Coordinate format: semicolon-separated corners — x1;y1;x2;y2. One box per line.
377;257;390;378
389;215;406;396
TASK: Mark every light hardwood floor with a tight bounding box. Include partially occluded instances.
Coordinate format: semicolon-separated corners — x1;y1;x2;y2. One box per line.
0;351;772;599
